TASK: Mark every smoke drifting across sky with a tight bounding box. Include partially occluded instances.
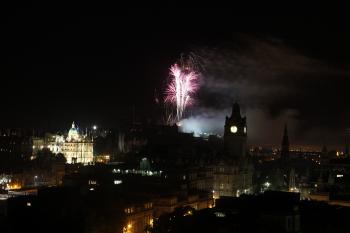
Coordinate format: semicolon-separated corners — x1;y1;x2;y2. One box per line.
180;35;350;148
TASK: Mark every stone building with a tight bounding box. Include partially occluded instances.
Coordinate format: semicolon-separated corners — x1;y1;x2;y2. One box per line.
213;102;253;198
35;122;94;164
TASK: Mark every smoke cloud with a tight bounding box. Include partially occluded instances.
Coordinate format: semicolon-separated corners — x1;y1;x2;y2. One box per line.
180;35;350;148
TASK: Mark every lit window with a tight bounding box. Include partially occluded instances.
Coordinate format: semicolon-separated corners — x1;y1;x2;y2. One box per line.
144;202;153;209
88;180;97;185
125;207;134;214
214;212;226;217
114;180;122;185
264;182;271;188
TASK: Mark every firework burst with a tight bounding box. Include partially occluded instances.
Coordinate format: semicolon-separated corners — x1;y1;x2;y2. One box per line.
164;61;199;124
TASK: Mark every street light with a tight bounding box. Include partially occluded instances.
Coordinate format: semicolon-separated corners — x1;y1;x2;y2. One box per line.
93;125;97;130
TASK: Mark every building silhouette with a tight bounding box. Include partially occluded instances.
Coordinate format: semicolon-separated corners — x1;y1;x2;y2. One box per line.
281;124;290;161
224;102;247;158
214;102;253;198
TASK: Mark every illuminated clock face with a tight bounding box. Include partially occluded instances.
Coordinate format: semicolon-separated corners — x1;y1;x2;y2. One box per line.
244;127;247;133
230;126;238;133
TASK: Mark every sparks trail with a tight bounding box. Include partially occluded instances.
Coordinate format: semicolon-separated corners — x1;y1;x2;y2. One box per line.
164;62;199;123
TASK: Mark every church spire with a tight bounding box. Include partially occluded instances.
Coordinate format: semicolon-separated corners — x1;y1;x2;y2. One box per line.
281;123;290;161
321;144;329;164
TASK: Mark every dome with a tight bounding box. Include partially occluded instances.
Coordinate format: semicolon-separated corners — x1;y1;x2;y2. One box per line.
67;122;80;142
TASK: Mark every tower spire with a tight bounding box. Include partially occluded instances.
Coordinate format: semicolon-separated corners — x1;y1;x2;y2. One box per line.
281;123;290;161
231;102;241;119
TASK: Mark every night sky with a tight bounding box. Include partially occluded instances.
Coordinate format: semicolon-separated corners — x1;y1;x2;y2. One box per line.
1;4;350;147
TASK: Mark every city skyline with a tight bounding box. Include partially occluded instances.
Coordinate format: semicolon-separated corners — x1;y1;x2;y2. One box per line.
2;6;350;233
2;5;350;147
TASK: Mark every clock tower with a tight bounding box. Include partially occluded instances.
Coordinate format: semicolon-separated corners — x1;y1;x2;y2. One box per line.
224;102;247;158
214;102;253;198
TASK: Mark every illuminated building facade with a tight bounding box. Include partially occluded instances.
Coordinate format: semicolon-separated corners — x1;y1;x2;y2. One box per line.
45;122;93;164
62;122;93;164
124;201;153;233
